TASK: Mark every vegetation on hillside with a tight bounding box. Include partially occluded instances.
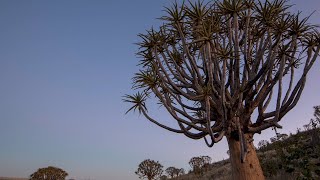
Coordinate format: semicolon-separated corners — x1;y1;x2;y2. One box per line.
259;106;320;179
167;106;320;180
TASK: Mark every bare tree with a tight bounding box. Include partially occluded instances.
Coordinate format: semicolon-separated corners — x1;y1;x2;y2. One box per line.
29;166;68;180
124;0;320;179
135;159;163;180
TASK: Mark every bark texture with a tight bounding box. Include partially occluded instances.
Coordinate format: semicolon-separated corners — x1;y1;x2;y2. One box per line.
227;134;265;180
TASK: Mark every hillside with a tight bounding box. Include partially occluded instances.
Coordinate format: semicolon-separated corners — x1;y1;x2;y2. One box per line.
171;127;320;180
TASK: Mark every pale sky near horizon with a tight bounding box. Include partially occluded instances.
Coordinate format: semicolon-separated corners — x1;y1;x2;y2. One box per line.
0;0;319;180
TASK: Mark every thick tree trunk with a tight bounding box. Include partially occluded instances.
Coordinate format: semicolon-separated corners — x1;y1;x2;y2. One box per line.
227;134;265;180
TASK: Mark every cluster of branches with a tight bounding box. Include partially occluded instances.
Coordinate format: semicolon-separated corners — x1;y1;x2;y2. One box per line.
124;0;320;148
29;166;68;180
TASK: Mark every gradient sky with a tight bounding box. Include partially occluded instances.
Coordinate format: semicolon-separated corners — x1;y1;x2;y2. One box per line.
0;0;319;180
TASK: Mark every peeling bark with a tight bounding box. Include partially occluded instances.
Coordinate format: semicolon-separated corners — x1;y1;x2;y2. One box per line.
227;134;265;180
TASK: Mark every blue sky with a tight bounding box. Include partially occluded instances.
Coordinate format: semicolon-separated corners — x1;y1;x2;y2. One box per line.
0;0;319;180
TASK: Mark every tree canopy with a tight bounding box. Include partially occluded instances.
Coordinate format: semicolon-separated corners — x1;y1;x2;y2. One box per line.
29;166;68;180
135;159;163;180
125;0;320;147
189;155;212;174
165;166;184;178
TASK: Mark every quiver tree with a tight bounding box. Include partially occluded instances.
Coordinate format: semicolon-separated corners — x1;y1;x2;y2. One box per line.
124;0;320;179
165;167;177;178
189;157;203;174
165;167;185;178
135;159;163;180
29;166;68;180
189;156;211;175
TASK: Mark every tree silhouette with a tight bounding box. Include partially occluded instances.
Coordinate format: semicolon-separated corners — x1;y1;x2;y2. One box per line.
189;156;211;175
29;166;68;180
310;105;320;144
165;167;176;178
160;175;168;180
312;105;320;124
124;0;320;179
135;159;163;180
165;167;184;178
178;168;185;176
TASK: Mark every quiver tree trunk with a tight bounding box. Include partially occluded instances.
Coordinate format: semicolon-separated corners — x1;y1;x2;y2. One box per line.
227;133;265;180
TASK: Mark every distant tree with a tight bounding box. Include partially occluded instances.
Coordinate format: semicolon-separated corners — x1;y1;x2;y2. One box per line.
314;106;320;117
178;168;185;176
278;133;288;140
270;136;277;143
312;105;320;125
135;159;163;180
189;156;211;175
124;0;320;179
165;167;178;178
165;167;185;178
29;166;68;180
258;140;269;150
303;124;311;131
160;175;167;180
310;105;320;144
201;155;212;165
189;157;202;175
